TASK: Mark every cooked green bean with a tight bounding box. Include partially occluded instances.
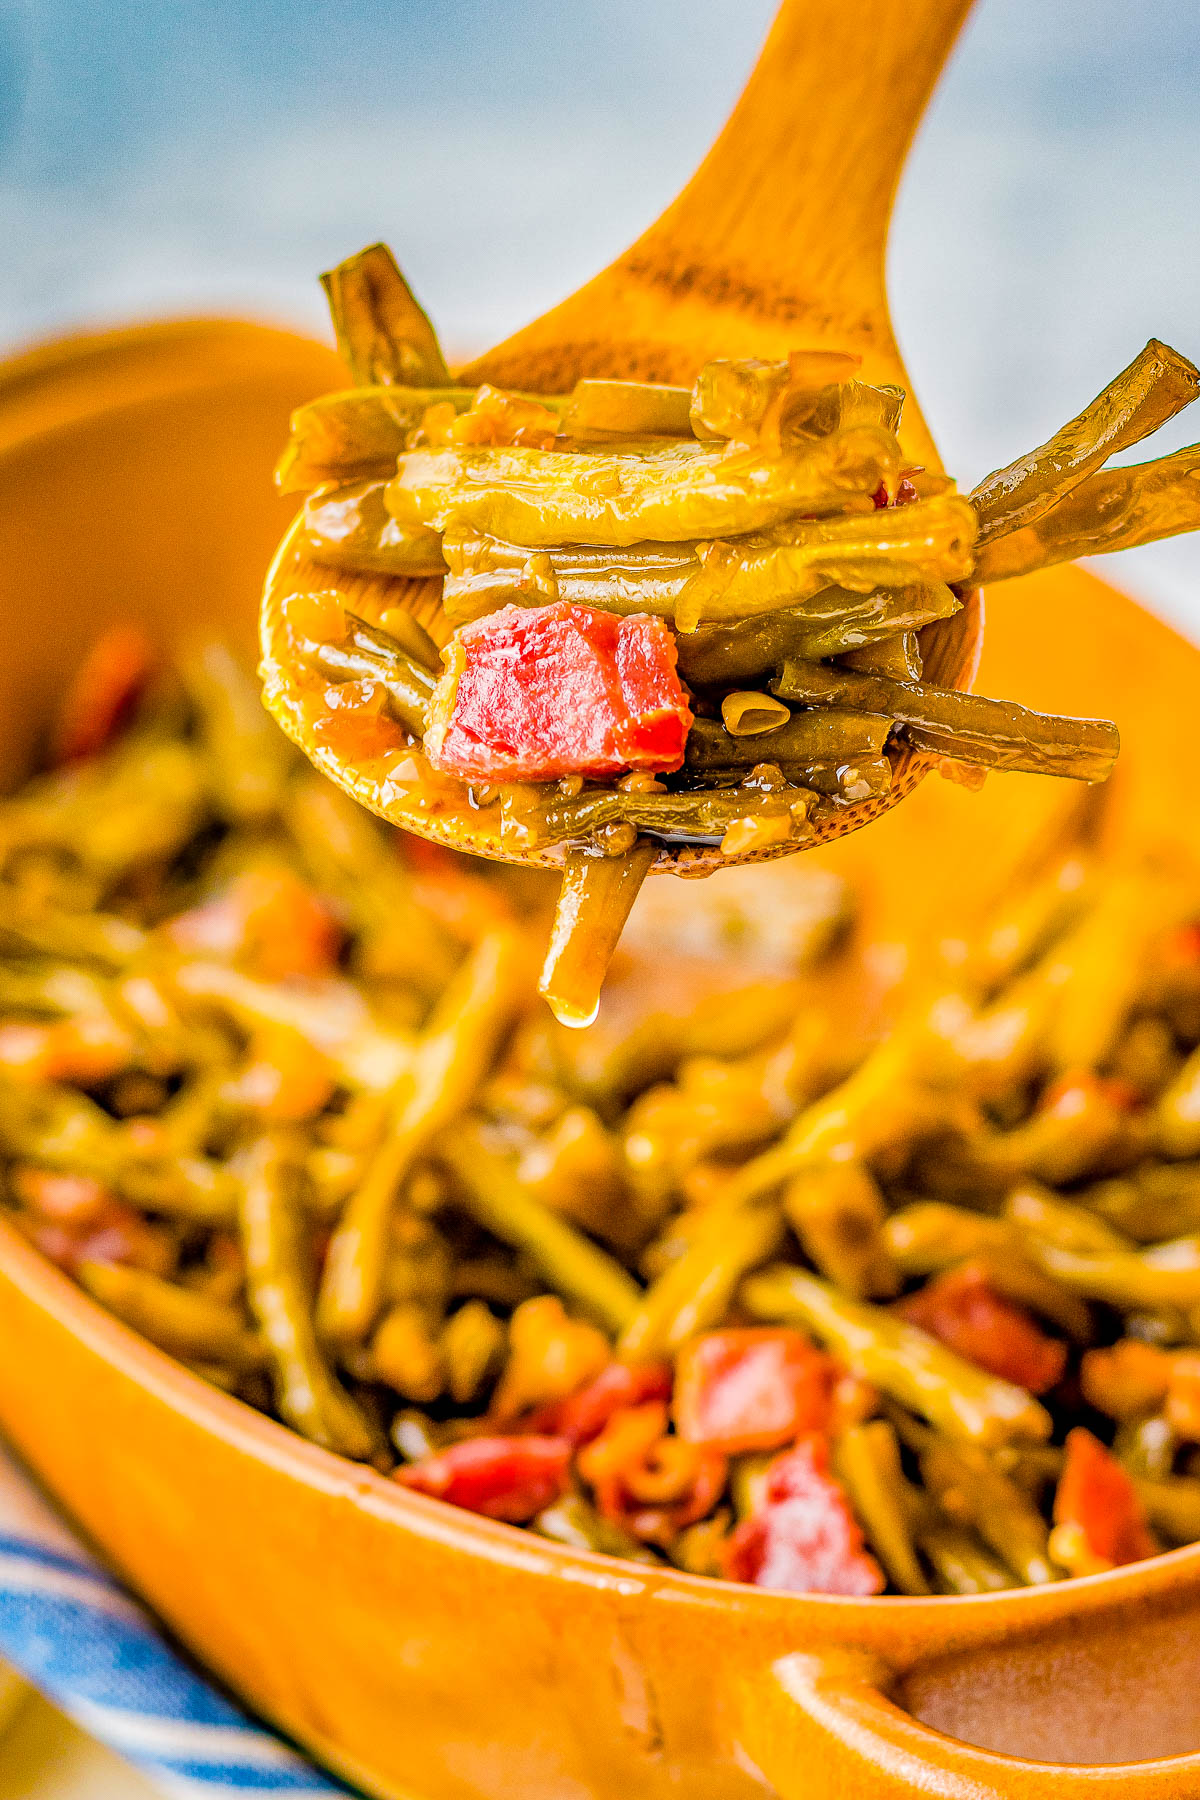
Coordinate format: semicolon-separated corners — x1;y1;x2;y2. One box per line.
836;1420;930;1594
503;783;815;855
320;242;452;391
619;1202;784;1360
743;1265;1052;1445
185;643;296;823
387;425;900;549
275;386;478;493
970;338;1200;545
672;495;977;631
563;380;693;440
918;1436;1057;1585
1135;1475;1200;1545
674;585;961;688
538;844;656;1027
918;1525;1013;1594
1024;1236;1200;1309
684;711;891;774
302;611;437;739
303;480;447;577
974;443;1200;582
238;1135;384;1460
317;927;528;1344
77;1261;262;1369
437;1127;641;1334
773;661;1119;782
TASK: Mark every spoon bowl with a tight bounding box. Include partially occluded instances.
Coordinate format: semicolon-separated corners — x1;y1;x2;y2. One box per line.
260;0;981;876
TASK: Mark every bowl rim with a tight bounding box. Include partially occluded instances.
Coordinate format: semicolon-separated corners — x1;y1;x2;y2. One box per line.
4;1212;1197;1632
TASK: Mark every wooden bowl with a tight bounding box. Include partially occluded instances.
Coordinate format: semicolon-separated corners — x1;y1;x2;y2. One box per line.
0;318;1198;1800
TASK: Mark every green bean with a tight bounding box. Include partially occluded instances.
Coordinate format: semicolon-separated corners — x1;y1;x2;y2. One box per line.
742;1266;1052;1446
0;893;145;970
918;1436;1057;1585
182;642;294;824
1134;1474;1200;1545
238;1136;384;1460
503;784;815;856
883;1203;1019;1275
835;1420;930;1594
918;1525;1014;1594
840;631;923;681
619;1202;783;1360
1024;1236;1200;1309
1114;1416;1176;1482
772;661;1119;782
1083;1165;1200;1243
563;379;693;439
1005;1183;1134;1256
784;1161;898;1300
320;242;451;390
674;585;960;687
672;495;977;631
533;1493;660;1562
974;443;1200;582
970;339;1200;546
276;386;478;493
437;1126;640;1335
302;611;437;739
442;531;710;624
685;712;891;774
318;926;529;1344
302;480;447;577
538;844;656;1028
387;426;899;549
78;1261;262;1369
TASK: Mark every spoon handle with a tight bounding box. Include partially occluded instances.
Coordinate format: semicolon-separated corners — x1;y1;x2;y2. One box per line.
469;0;974;460
642;0;975;343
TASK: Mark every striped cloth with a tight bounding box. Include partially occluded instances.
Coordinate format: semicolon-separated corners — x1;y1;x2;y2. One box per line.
0;1443;350;1797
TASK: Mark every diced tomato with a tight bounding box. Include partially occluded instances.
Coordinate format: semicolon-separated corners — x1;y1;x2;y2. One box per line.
424;603;692;782
723;1435;885;1596
673;1328;835;1454
526;1360;673;1446
897;1262;1067;1395
50;626;156;764
168;867;342;981
1162;922;1200;967
577;1400;727;1545
1053;1427;1156;1569
393;1435;571;1523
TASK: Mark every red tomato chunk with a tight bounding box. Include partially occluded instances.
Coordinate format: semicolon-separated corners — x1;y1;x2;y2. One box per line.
724;1435;884;1596
425;602;693;782
673;1328;835;1453
1053;1427;1156;1568
394;1435;571;1523
897;1262;1067;1396
526;1360;674;1446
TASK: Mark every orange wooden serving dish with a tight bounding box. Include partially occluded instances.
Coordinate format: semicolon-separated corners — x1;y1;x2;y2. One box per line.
3;8;1200;1800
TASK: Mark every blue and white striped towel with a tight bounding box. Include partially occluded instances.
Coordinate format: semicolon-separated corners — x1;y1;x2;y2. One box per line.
0;1442;350;1797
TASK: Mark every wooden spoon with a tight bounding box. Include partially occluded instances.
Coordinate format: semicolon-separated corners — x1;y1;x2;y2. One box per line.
260;0;980;888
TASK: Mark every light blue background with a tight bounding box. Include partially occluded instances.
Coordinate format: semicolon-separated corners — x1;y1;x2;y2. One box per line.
1;0;1197;628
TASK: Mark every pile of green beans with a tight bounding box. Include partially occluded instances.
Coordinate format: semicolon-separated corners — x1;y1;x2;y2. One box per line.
8;647;1200;1592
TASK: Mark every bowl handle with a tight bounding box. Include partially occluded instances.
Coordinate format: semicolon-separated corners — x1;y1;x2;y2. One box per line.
737;1648;1200;1799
